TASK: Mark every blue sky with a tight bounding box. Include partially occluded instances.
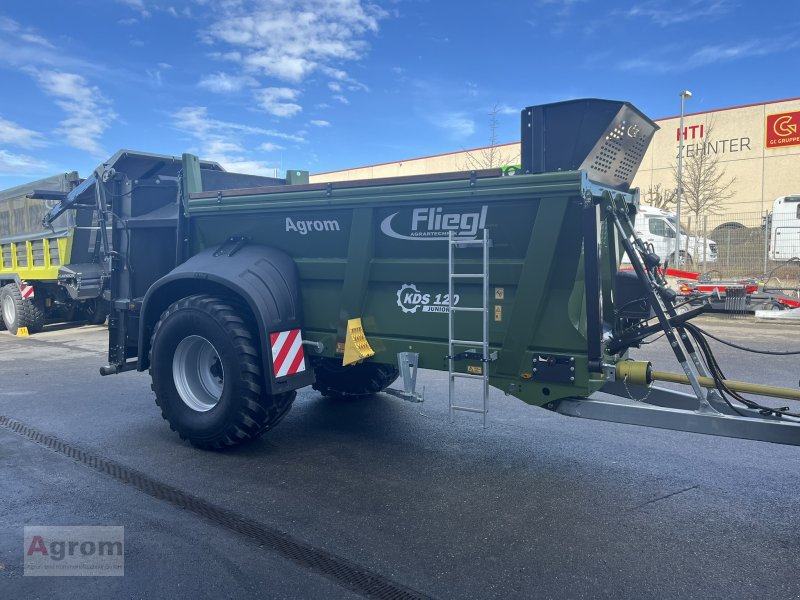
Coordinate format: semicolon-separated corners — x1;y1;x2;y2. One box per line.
0;0;798;187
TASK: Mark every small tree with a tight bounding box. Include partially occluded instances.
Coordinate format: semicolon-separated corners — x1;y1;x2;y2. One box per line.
459;104;519;171
643;183;676;210
673;121;735;260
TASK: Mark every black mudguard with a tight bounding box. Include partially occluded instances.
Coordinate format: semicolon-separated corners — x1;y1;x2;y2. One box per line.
138;240;314;395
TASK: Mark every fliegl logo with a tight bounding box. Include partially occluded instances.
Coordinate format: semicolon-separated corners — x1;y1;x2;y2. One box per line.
396;284;460;314
381;205;488;241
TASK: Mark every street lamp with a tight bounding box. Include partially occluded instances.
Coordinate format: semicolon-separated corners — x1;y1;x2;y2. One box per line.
674;89;692;267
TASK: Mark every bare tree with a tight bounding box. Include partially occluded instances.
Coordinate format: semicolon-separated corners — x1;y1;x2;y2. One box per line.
643;183;676;210
673;121;736;259
459;105;520;171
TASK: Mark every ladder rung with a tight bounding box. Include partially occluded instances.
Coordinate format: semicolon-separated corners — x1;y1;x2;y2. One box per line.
450;239;485;247
450;339;485;346
450;306;485;312
449;273;485;279
451;406;487;414
450;372;485;380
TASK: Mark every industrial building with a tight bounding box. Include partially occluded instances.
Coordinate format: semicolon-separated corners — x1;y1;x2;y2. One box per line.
312;97;800;221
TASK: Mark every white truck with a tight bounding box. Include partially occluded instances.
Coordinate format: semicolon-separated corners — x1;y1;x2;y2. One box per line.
768;195;800;261
624;205;717;267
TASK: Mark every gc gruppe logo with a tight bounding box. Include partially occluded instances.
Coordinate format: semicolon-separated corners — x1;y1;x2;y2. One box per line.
766;110;800;149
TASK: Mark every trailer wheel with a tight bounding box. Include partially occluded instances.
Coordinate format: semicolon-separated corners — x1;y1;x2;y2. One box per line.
82;298;110;325
0;283;45;335
312;358;399;399
149;294;296;449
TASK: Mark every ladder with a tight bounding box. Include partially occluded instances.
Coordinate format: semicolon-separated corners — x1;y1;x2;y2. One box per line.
447;229;495;428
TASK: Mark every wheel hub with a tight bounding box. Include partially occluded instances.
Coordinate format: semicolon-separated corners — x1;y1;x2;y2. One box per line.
2;294;15;326
172;335;224;412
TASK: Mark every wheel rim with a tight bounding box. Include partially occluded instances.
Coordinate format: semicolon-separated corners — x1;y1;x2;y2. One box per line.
2;294;15;326
172;335;225;412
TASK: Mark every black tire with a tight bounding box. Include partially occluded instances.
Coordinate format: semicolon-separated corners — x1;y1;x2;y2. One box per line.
149;294;296;449
82;298;110;325
0;283;45;335
312;358;400;399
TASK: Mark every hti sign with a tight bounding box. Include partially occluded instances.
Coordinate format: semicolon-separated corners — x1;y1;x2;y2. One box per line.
676;124;704;140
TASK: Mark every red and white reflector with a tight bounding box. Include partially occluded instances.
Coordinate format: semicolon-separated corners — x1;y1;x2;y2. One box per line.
20;284;34;299
269;329;306;378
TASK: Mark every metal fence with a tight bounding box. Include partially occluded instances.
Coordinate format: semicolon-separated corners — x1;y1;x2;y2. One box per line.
679;208;800;285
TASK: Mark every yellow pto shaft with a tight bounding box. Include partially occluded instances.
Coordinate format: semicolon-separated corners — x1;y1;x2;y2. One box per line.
651;371;800;402
615;360;800;402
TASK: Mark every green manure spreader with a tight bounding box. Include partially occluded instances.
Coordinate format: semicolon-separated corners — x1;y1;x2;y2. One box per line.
42;99;800;449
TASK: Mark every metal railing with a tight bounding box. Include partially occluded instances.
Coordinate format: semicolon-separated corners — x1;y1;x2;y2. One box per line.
676;209;800;289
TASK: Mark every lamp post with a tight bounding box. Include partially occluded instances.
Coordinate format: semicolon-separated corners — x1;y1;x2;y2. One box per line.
674;89;692;267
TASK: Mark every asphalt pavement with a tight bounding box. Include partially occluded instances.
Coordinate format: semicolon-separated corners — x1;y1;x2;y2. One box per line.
1;317;799;599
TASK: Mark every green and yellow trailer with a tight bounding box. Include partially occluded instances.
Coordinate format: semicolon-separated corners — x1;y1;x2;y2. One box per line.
0;171;110;334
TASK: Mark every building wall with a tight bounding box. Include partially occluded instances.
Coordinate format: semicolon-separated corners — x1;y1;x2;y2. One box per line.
310;142;520;183
634;98;800;218
311;98;800;220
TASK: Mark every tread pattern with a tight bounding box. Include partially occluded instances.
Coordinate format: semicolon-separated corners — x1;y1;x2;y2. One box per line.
83;298;110;325
312;359;400;399
149;294;296;449
0;283;45;334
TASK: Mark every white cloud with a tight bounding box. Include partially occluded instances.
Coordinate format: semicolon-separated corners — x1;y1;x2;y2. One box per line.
173;106;305;142
0;19;95;72
0;149;49;175
332;94;349;105
623;0;732;26
320;66;348;81
147;66;168;87
255;87;302;117
208;50;242;62
202;0;386;91
436;113;475;139
117;0;151;18
29;69;117;157
495;104;518;115
172;106;302;176
328;81;342;92
618;37;800;73
198;72;258;93
0;117;46;148
0;16;53;48
309;119;330;127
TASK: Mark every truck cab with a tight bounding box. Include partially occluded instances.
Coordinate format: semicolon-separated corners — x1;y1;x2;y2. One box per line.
625;205;718;267
768;195;800;261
